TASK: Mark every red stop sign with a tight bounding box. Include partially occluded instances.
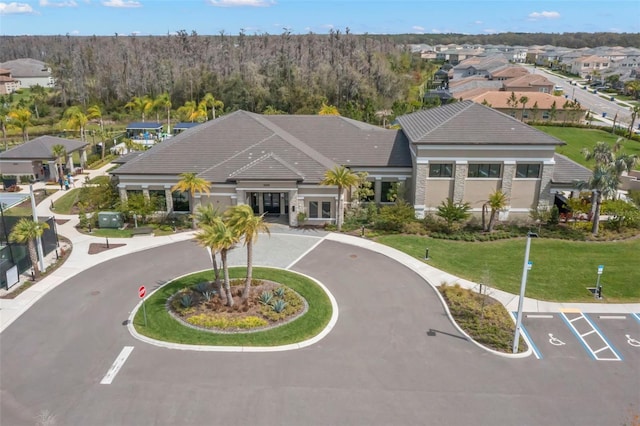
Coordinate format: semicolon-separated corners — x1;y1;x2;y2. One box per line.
138;285;146;298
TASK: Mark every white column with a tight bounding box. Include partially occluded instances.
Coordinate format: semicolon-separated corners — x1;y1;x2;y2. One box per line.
118;184;128;203
66;154;73;174
164;185;173;212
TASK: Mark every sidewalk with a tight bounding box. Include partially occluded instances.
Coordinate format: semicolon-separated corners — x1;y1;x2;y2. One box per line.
1;168;639;333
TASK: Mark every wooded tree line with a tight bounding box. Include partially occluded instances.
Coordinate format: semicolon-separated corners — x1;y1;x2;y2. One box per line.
385;32;640;49
0;31;434;123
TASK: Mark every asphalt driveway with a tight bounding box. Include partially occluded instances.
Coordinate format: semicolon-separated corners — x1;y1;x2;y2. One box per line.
1;237;638;426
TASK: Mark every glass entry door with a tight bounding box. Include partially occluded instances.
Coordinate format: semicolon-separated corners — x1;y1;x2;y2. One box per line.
263;192;280;214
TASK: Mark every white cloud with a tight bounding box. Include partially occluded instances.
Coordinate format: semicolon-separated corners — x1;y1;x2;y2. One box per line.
207;0;274;7
102;0;141;8
71;29;80;34
483;28;497;34
412;25;425;33
0;2;34;14
474;20;483;25
40;0;78;6
528;10;560;20
431;29;442;33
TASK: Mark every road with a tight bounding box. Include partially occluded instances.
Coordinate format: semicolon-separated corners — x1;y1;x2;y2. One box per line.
526;65;633;128
1;237;639;425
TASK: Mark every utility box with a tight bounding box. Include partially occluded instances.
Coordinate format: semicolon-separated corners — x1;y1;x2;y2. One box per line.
98;212;123;229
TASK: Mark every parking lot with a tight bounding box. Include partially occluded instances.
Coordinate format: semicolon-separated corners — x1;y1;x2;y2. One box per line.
519;310;640;362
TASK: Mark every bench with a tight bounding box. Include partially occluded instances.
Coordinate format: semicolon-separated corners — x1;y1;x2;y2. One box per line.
130;226;154;236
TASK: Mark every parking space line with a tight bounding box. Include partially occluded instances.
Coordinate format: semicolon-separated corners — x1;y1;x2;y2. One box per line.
100;346;134;385
632;313;640;324
526;314;553;319
559;312;622;361
599;315;626;319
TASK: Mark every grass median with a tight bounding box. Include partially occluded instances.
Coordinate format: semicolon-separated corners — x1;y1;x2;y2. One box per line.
133;267;332;346
376;234;640;303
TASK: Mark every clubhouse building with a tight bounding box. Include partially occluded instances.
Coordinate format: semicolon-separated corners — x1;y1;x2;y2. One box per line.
111;101;590;226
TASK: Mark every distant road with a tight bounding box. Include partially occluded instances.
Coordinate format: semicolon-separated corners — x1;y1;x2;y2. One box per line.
523;65;633;128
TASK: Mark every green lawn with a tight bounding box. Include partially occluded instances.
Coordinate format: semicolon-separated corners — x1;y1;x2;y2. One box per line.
50;188;80;214
534;126;640;170
133;267;333;346
376;235;640;303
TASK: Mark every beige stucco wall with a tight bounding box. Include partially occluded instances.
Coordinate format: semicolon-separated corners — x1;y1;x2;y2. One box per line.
201;194;233;211
463;180;500;208
416;146;556;160
425;179;454;208
511;180;540;209
0;161;33;175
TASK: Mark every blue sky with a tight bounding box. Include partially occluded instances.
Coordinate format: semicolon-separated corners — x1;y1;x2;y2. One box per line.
0;0;638;36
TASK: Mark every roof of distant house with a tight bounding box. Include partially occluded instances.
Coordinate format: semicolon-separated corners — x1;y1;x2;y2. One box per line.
0;58;50;78
552;153;592;184
461;91;581;110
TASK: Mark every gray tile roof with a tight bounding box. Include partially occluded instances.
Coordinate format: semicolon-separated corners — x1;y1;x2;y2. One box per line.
0;136;88;160
0;58;50;77
552;153;592;184
396;100;565;146
113;110;411;184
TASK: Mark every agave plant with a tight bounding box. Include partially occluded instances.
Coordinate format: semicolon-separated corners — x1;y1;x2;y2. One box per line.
271;299;288;313
259;291;273;305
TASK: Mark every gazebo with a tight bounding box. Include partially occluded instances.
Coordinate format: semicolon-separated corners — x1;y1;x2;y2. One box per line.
0;136;89;182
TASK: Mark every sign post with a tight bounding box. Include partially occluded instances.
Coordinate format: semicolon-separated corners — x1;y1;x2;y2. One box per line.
138;285;147;326
595;265;604;299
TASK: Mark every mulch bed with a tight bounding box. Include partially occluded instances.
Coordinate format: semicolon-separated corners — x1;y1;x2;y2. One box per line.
88;243;126;255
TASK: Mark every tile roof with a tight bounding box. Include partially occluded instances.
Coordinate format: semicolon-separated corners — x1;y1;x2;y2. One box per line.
0;58;50;77
552;153;592;184
0;136;88;160
113;110;410;184
465;90;577;110
395;100;565;146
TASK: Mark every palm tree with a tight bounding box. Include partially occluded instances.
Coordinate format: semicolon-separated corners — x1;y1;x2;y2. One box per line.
177;101;197;122
628;105;639;139
194;219;238;306
321;165;359;231
576;165;619;235
225;204;270;301
624;80;640;101
125;95;153;121
200;93;224;120
9;218;49;278
0;104;8;152
486;190;507;232
87;104;104;133
194;204;224;300
63;106;88;141
318;102;340;116
51;144;66;178
519;95;529;122
7;108;32;142
154;93;172;133
171;172;211;227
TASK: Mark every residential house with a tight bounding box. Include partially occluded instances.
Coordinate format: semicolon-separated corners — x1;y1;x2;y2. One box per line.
502;74;555;93
0;58;54;89
0;68;20;95
459;90;585;123
111;102;589;226
570;55;610;79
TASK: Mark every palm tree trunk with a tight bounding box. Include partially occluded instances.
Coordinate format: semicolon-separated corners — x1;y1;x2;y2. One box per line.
488;209;497;232
221;249;234;306
336;186;343;231
242;241;253;300
28;241;40;278
592;192;602;235
210;251;225;302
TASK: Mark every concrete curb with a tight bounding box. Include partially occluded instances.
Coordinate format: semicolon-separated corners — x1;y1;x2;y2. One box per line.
127;267;340;352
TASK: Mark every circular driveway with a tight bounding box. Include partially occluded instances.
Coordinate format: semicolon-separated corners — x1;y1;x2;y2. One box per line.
0;235;637;425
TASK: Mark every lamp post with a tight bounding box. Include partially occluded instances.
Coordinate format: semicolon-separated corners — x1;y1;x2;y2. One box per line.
513;231;538;354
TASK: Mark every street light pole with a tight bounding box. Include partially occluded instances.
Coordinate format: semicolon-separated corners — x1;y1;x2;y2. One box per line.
513;232;537;354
